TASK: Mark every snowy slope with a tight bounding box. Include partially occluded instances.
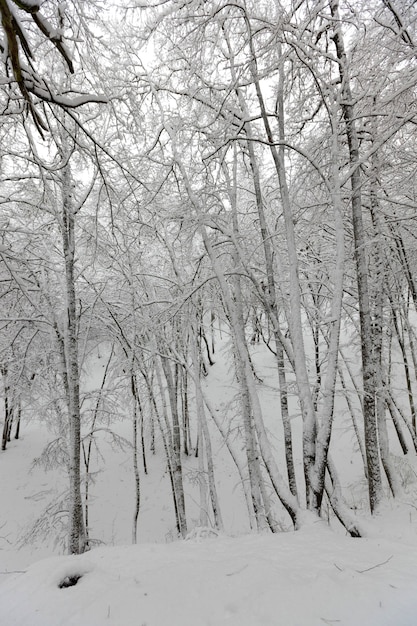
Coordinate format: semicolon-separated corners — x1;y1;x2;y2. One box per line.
1;522;417;626
1;339;417;625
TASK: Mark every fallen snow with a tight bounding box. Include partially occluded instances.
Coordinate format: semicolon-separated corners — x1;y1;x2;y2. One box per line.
1;521;417;626
1;342;417;625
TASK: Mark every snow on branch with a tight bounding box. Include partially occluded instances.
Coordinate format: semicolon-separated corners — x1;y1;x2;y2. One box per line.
0;0;107;135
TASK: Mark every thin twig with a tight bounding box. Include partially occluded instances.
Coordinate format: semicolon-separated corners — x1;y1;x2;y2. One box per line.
357;555;393;573
226;564;249;576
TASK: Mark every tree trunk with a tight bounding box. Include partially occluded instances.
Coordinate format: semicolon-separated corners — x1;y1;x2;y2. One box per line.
1;367;12;451
131;373;141;544
225;33;298;500
160;108;301;527
61;160;86;554
370;166;400;497
14;402;21;440
159;354;187;537
203;392;255;529
190;329;224;531
331;0;383;512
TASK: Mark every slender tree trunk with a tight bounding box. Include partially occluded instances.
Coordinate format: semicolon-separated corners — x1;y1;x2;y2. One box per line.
225;147;268;532
331;0;383;512
246;36;318;510
159;104;301;527
370;165;400;497
159;355;187;537
131;373;141;544
61;160;86;554
196;401;209;528
337;364;367;474
181;368;190;455
203;392;255;529
387;294;416;431
82;345;114;547
325;455;362;537
140;361;182;528
248;43;344;514
14;402;21;440
204;224;299;525
225;33;298;500
1;367;12;451
190;329;224;530
139;394;147;475
385;392;414;454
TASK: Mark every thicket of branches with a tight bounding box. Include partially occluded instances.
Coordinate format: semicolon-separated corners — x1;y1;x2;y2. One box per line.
1;0;417;553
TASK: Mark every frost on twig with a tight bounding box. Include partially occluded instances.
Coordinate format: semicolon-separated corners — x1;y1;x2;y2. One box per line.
32;437;69;471
19;490;69;551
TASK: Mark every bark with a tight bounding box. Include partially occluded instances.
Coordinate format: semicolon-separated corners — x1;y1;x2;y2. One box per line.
61;161;86;555
14;403;21;440
139;361;182;527
370;167;400;497
248;38;344;514
1;367;12;451
131;374;141;544
309;97;346;510
159;355;187;537
225;30;297;499
331;0;383;512
385;396;409;456
139;394;147;475
180;368;190;455
236;337;268;531
253;52;317;510
82;345;114;547
156;92;301;527
226;145;268;532
387;295;416;433
190;330;224;531
386;390;417;454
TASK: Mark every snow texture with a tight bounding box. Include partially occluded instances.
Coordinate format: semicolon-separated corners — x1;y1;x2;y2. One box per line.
1;523;417;625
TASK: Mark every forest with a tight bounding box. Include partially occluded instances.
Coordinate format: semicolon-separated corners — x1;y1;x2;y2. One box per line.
0;0;417;596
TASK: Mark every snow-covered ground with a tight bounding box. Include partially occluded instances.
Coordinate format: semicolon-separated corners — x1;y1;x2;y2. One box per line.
1;340;417;625
1;518;417;625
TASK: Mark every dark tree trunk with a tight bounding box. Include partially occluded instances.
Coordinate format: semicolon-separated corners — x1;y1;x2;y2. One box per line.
331;0;383;512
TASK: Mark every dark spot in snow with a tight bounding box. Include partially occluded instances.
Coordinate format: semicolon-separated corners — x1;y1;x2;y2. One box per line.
58;574;82;589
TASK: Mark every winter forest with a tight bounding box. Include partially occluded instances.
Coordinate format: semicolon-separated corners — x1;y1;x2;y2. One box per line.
1;1;417;624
